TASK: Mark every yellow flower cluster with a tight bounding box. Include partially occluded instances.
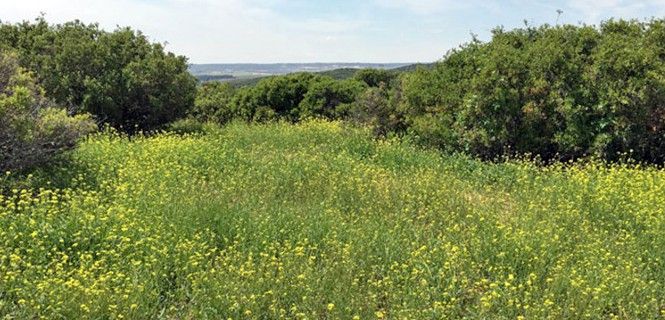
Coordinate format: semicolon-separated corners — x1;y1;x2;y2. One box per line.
1;120;664;319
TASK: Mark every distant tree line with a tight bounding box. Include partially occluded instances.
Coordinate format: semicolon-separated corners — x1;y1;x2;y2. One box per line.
400;19;665;163
196;74;236;82
185;68;402;136
3;16;665;171
193;19;665;163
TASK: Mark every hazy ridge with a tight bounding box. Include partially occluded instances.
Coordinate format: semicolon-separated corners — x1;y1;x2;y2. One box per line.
188;62;413;77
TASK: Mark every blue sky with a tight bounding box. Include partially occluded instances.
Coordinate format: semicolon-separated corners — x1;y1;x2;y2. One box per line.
3;0;665;63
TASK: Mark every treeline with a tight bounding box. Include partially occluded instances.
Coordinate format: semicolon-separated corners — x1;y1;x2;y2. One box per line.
188;69;395;123
192;19;665;163
2;17;665;172
403;20;665;163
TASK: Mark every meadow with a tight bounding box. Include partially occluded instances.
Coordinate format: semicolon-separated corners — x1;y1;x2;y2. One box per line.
1;121;664;319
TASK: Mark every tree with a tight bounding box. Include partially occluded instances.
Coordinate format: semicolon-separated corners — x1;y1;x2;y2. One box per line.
298;78;365;119
191;82;235;123
0;17;197;131
400;19;665;163
348;83;405;137
230;73;319;122
353;68;397;88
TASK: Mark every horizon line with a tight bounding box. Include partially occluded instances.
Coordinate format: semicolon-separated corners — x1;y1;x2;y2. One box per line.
189;61;430;65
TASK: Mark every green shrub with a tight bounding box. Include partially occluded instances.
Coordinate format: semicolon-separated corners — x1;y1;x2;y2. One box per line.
230;73;318;122
191;82;235;124
227;73;366;123
353;68;397;87
166;118;205;135
401;19;665;163
0;51;96;172
347;83;405;136
299;78;366;119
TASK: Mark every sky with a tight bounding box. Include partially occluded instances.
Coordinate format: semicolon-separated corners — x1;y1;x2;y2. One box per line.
3;0;665;63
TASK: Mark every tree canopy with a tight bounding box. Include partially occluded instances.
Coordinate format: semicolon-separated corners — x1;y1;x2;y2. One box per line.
400;19;665;162
0;17;197;131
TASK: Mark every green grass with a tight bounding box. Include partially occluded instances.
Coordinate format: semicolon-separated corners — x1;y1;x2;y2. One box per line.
1;121;664;319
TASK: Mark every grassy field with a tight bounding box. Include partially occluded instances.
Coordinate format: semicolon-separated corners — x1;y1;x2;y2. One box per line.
1;121;664;319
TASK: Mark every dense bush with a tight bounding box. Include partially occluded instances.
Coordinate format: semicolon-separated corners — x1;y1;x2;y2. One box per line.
0;17;197;131
230;73;317;122
401;19;665;163
191;82;235;124
195;70;406;133
347;83;406;136
299;77;365;119
225;73;366;122
0;51;96;172
353;68;397;87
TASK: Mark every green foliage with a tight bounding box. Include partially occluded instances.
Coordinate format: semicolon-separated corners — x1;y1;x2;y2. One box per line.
224;73;367;123
0;51;96;173
166;118;205;135
401;19;665;163
299;78;366;119
193;70;407;137
353;68;397;87
191;82;235;123
230;72;317;121
316;67;358;80
0;17;197;132
347;83;406;136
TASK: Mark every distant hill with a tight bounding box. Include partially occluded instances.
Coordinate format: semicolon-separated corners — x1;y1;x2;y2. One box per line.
391;63;436;72
189;62;434;86
227;76;268;87
317;68;359;80
196;74;236;82
189;63;410;77
222;68;360;88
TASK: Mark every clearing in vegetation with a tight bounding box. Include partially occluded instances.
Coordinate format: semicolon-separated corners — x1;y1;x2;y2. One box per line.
1;121;664;319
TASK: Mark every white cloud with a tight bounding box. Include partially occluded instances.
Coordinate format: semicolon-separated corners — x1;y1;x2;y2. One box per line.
567;0;665;22
1;0;370;63
4;0;665;63
374;0;466;14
